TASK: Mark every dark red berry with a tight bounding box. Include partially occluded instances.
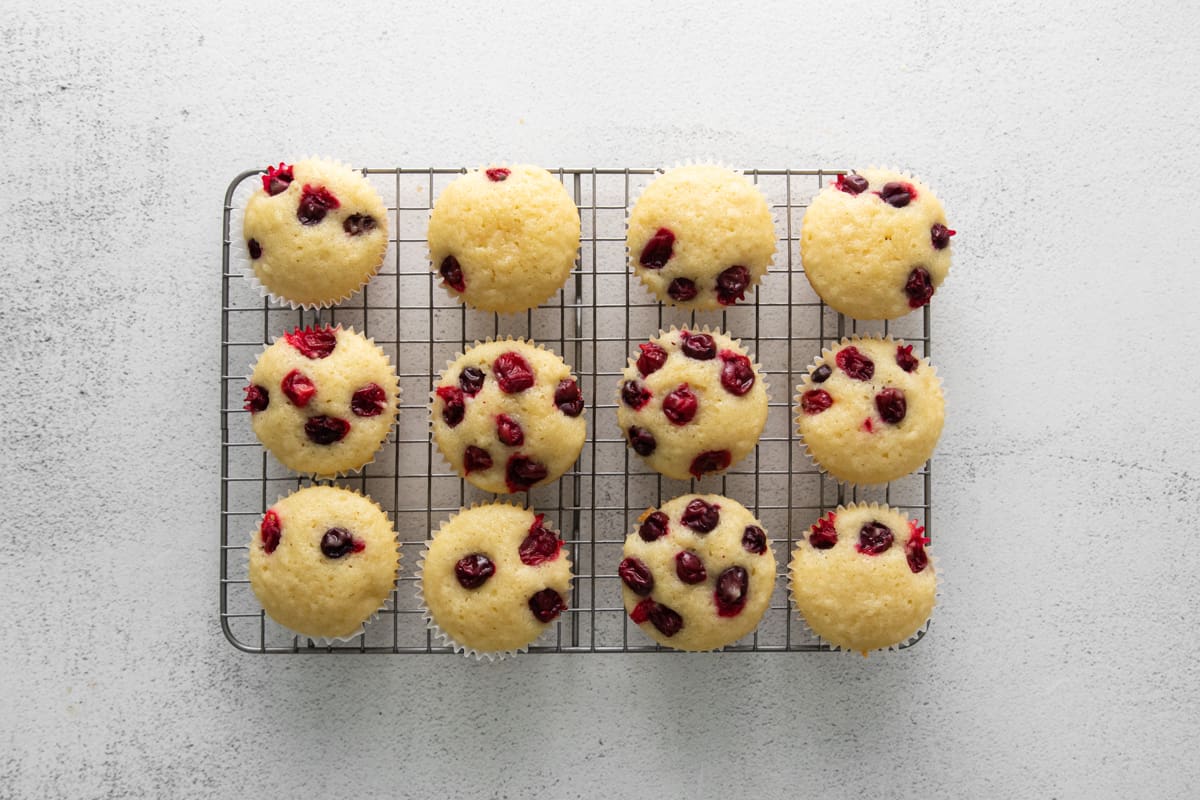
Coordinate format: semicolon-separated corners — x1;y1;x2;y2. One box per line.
260;509;281;554
875;388;907;424
648;602;683;637
297;184;340;225
801;389;833;415
554;379;584;417
284;326;337;359
809;515;838;549
435;386;465;427
343;214;377;236
835;173;869;195
667;278;698;302
455;553;495;589
639;227;675;268
679;331;716;360
675;551;707;584
247;238;262;259
519;514;561;565
637;342;668;376
904;267;934;308
304;415;350;444
741;525;767;555
618;557;654;596
439;255;466;292
857;521;894;555
281;369;315;408
458;366;485;395
931;223;955;250
895;344;919;373
528;588;567;623
681;499;720;533
716;265;750;306
621;380;652;410
262;163;293;196
719;351;755;396
320;527;356;559
639;511;669;542
629;597;655;624
836;346;875;381
906;521;931;574
493;352;535;394
714;566;749;617
878;181;916;208
811;364;832;383
496;414;524;446
505;454;548;492
351;383;387;417
243;384;269;413
663;385;698;425
628;426;657;456
463;445;493;474
689;450;731;478
486;167;511;182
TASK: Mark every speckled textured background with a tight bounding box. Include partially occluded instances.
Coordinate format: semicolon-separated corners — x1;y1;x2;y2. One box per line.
3;1;1199;797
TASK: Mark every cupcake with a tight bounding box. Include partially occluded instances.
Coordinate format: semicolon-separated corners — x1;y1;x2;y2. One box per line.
619;494;776;651
626;164;776;309
616;327;768;480
420;503;572;658
800;168;955;320
430;338;586;494
248;485;400;640
789;503;935;655
795;335;943;485
244;325;400;477
242;159;389;308
428;164;580;313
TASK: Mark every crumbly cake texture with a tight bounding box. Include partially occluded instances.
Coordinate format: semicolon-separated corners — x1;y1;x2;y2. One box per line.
245;325;400;477
789;503;935;655
800;167;954;320
242;159;389;308
248;486;400;640
619;494;776;651
616;327;768;481
626;165;776;310
428;164;581;314
420;503;572;657
431;338;586;494
795;335;943;485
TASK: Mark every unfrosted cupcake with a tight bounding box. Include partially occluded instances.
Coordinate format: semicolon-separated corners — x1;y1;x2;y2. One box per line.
619;494;776;651
245;325;400;477
800;168;955;320
428;164;580;313
616;327;767;480
249;486;400;640
626;165;776;309
242;159;389;307
795;335;943;485
789;503;935;655
420;503;572;658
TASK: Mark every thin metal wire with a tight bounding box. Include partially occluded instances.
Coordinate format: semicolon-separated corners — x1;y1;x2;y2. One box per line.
219;167;932;654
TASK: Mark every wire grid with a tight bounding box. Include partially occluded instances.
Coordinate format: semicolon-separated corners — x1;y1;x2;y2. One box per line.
220;166;933;654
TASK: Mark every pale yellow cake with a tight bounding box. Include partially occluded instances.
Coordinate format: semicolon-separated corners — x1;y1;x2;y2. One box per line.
249;486;400;640
428;164;580;313
431;338;586;494
800;167;954;320
789;503;935;654
245;326;400;476
421;503;572;656
620;494;776;651
626;165;776;310
795;335;943;485
616;327;767;480
243;159;389;307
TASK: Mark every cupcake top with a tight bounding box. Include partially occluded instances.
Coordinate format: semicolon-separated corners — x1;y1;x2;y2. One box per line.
245;325;400;477
249;486;400;640
428;164;580;314
789;503;935;655
795;335;943;485
420;503;572;657
626;165;776;310
242;159;389;308
800;168;954;320
620;494;776;651
616;327;768;481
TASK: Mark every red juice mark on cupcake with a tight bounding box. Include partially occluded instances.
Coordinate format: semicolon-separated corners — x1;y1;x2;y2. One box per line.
304;415;350;444
895;344;919;373
809;514;838;549
714;566;749;617
639;511;669;542
861;418;875;433
528;588;567;623
247;238;262;259
834;173;869;195
663;385;698;425
742;525;767;555
836;346;875;381
637;342;668;376
319;527;357;559
455;553;495;589
284;326;338;359
857;521;894;555
619;557;655;596
931;223;956;250
904;267;934;308
496;414;524;446
679;331;716;360
675;551;707;585
342;214;377;236
681;498;720;533
689;450;730;479
519;513;562;565
719;351;755;396
485;167;511;182
905;520;931;574
351;383;387;417
648;602;683;637
639;227;675;269
493;352;535;394
716;265;750;306
281;369;316;407
296;184;340;225
505;454;548;492
439;255;466;293
621;379;652;410
875;387;907;424
801;389;833;415
877;181;916;208
458;366;485;395
243;384;269;413
463;445;493;474
260;509;282;554
554;378;584;417
262;163;293;196
667;278;698;303
435;386;466;427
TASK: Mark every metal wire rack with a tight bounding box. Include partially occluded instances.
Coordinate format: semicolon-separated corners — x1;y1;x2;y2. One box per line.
220;166;933;654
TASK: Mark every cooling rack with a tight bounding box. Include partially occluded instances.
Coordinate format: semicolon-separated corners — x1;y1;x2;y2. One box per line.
220;167;933;654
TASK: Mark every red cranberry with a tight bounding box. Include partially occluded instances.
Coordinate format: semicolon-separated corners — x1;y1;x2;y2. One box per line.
809;515;838;549
878;181;916;208
801;389;833;415
439;255;466;292
621;380;652;410
836;346;875;381
835;173;869;195
931;223;956;250
247;238;262;259
663;385;698;425
618;557;654;596
351;383;387;417
627;426;657;456
528;588;567;623
505;455;548;492
904;267;934;308
320;527;357;559
679;331;716;360
262;163;293;196
455;553;496;589
716;265;751;306
297;184;340;225
675;551;707;584
719;351;755;395
435;386;465;427
639;511;669;542
811;364;832;383
714;566;749;617
281;369;315;408
681;498;720;533
284;326;337;359
629;597;655;624
486;167;511;182
639;227;675;268
463;445;493;474
648;602;683;637
637;342;667;376
458;366;485;395
554;379;584;417
493;352;535;394
343;214;377;236
741;525;767;555
906;521;931;574
895;344;919;373
857;521;894;555
520;514;562;565
667;278;698;302
875;388;907;424
260;509;281;554
243;384;269;413
689;450;731;478
496;414;524;446
304;415;350;444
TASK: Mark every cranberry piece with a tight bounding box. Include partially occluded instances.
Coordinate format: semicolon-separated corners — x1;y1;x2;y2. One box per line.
809;515;838;549
618;557;655;596
627;426;657;456
458;366;485;395
742;525;767;555
835;173;869;195
439;255;466;293
675;551;707;584
304;415;350;444
284;326;337;359
878;181;916;208
342;214;377;236
260;509;281;554
281;369;315;408
801;389;833;415
811;364;832;383
493;352;535;394
689;450;731;478
639;227;675;268
262;162;293;196
455;553;495;589
895;344;919;373
463;445;493;474
637;343;668;376
629;597;656;624
320;527;357;559
528;588;567;623
554;379;584;417
904;267;934;308
621;380;652;410
520;514;562;565
486;167;511;182
931;223;956;250
662;385;698;425
836;346;875;381
906;521;931;574
716;265;751;306
351;383;387;417
681;498;720;533
639;511;669;542
243;384;269;413
719;351;755;396
296;184;340;225
247;238;262;259
679;331;716;360
505;455;548;492
648;603;683;637
714;566;749;617
667;278;698;302
875;388;907;424
857;521;895;555
435;386;465;427
496;414;524;446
